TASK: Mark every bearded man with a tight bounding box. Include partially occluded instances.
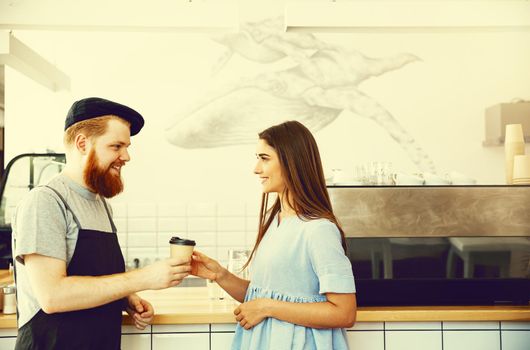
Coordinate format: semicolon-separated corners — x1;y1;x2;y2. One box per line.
12;97;190;350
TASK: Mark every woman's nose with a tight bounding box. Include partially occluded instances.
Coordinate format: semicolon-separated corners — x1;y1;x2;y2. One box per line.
253;162;261;174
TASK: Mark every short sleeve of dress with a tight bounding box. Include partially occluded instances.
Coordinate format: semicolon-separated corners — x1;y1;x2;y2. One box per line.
12;188;68;264
307;220;356;294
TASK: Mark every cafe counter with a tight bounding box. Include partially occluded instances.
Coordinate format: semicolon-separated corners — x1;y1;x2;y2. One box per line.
1;286;529;328
0;287;529;350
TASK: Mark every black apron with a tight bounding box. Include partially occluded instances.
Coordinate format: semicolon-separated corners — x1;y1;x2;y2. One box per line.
15;186;126;350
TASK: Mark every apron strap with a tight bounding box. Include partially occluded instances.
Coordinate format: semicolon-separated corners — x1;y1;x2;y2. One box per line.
13;239;19;324
100;198;117;234
43;186;82;229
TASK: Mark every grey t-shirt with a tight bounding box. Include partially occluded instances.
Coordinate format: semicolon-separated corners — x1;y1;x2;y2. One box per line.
12;173;114;328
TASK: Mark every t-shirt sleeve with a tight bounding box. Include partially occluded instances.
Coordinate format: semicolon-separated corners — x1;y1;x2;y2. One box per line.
12;188;68;264
307;221;356;294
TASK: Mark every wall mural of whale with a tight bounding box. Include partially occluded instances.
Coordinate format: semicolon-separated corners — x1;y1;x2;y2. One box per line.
165;17;436;173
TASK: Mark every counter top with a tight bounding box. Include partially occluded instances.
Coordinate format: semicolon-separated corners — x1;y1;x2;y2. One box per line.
1;287;529;329
0;270;13;286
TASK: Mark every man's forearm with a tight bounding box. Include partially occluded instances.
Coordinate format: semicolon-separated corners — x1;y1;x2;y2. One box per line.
38;269;146;313
25;254;190;313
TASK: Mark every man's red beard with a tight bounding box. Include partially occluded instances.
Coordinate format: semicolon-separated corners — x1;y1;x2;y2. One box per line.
83;149;124;198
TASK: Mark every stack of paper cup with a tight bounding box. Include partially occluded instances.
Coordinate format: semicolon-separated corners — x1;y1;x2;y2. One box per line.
513;155;530;185
505;124;525;184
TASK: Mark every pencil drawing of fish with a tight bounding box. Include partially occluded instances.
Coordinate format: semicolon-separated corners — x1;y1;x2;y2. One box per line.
165;17;436;172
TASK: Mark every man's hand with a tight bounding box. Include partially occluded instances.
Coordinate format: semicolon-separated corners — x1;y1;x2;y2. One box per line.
126;294;154;330
138;257;191;290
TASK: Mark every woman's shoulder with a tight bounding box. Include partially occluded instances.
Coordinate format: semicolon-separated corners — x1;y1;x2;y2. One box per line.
299;217;340;236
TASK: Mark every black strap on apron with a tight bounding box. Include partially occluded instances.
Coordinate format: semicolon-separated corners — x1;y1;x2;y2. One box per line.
15;186;126;350
101;197;117;234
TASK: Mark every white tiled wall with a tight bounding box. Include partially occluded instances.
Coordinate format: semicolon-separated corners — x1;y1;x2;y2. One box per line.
1;322;529;350
443;330;500;350
114;321;525;350
346;330;385;350
502;331;530;350
121;334;150;350
152;333;209;350
501;322;530;350
210;333;236;350
385;330;442;350
112;201;259;268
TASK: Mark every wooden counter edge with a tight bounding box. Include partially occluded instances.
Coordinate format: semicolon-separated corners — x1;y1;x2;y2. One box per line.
131;307;530;324
2;306;530;329
355;306;530;322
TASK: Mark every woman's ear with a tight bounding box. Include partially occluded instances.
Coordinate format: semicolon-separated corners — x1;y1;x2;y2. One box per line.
74;133;88;155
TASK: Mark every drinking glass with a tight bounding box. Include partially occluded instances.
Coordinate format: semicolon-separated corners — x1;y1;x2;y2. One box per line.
381;162;394;185
227;249;250;280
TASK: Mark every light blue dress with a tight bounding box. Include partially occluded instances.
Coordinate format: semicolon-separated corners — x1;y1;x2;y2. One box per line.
232;214;356;350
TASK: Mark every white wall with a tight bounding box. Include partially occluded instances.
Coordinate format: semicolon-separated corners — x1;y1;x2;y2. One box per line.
4;6;530;207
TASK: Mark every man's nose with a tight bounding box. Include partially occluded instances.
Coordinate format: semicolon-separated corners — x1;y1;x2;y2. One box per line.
121;149;131;162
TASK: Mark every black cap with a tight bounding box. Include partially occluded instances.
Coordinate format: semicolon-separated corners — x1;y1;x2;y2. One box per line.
169;237;196;246
65;97;144;136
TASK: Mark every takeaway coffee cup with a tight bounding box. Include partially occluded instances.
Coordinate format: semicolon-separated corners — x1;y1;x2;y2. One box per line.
169;236;196;260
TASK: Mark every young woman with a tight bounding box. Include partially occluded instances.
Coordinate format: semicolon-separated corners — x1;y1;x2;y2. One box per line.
191;120;356;349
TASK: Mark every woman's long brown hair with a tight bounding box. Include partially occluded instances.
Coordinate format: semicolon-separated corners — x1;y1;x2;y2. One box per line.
244;121;347;268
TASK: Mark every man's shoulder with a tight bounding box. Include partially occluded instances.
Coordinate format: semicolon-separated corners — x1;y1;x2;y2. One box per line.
17;178;68;213
43;175;70;195
12;182;67;232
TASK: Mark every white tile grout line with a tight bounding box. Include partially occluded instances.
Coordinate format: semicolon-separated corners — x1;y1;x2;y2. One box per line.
155;204;159;258
499;321;502;350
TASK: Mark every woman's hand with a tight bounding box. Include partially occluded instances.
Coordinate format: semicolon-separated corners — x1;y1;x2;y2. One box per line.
191;251;225;281
234;298;272;330
126;294;154;330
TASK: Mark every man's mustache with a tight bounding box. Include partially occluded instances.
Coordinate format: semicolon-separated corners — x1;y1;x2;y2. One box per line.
108;161;125;170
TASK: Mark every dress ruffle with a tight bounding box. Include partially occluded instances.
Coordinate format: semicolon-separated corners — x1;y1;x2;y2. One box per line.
246;285;328;303
231;284;349;350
